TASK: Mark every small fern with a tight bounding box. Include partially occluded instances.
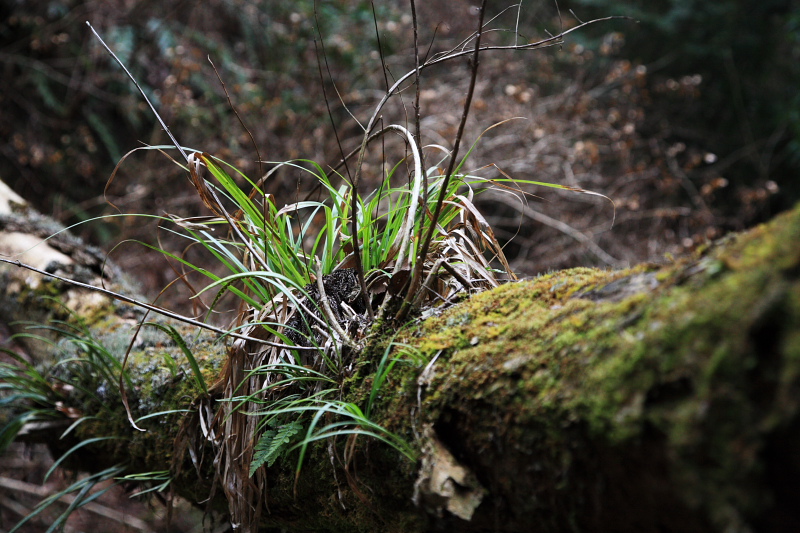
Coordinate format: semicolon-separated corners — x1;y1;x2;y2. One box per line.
250;420;303;476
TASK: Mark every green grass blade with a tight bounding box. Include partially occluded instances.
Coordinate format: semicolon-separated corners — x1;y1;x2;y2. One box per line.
44;437;121;482
144;323;208;395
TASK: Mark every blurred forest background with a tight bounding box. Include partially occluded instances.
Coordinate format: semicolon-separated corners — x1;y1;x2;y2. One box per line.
1;0;799;530
2;0;799;300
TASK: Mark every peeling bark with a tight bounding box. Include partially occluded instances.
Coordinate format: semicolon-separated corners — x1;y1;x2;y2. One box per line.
2;177;799;532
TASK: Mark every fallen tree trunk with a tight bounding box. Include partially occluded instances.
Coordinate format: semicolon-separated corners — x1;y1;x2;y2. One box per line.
2;177;799;532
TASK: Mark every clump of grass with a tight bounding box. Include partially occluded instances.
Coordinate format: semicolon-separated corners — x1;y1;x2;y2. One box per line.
95;5;615;528
162;7;614;525
0;6;619;531
0;318;130;532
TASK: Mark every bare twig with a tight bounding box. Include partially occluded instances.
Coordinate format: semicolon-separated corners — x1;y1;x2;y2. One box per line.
371;1;390;92
356;15;627;157
395;0;489;322
486;190;623;267
86;22;188;163
0;257;318;350
312;34;356;184
311;4;372;321
409;0;426;204
208;56;263;182
430;4;522;62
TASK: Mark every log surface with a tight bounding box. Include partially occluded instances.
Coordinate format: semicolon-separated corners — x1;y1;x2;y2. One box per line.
2;178;799;532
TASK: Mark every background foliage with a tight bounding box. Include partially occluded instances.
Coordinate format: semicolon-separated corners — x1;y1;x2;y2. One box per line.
568;0;800;210
2;0;796;294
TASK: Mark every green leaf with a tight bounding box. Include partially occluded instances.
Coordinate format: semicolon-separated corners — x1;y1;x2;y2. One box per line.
249;420;303;476
145;323;208;395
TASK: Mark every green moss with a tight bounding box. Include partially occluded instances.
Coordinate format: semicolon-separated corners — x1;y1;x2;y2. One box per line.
22;203;800;531
358;204;800;531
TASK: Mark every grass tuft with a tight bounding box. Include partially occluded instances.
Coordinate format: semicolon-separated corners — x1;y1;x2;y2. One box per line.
0;7;619;531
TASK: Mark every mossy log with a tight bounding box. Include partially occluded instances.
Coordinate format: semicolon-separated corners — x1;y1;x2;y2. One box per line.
2;178;799;532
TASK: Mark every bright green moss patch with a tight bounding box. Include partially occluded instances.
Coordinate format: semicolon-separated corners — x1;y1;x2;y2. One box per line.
376;203;800;531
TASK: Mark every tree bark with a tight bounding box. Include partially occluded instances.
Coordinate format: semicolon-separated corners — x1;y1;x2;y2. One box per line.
2;177;799;532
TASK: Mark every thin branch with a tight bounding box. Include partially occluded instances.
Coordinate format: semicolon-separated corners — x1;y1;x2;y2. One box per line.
421;23;440;65
410;17;620;116
486;190;623;267
410;0;426;204
431;4;521;61
86;22;188;163
0;257;318;351
395;0;489;322
207;56;263;182
311;3;372;321
555;0;564;43
371;1;390;92
348;15;629;207
311;35;353;183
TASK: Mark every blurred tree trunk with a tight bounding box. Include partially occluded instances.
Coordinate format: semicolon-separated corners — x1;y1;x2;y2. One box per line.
2;177;799;533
